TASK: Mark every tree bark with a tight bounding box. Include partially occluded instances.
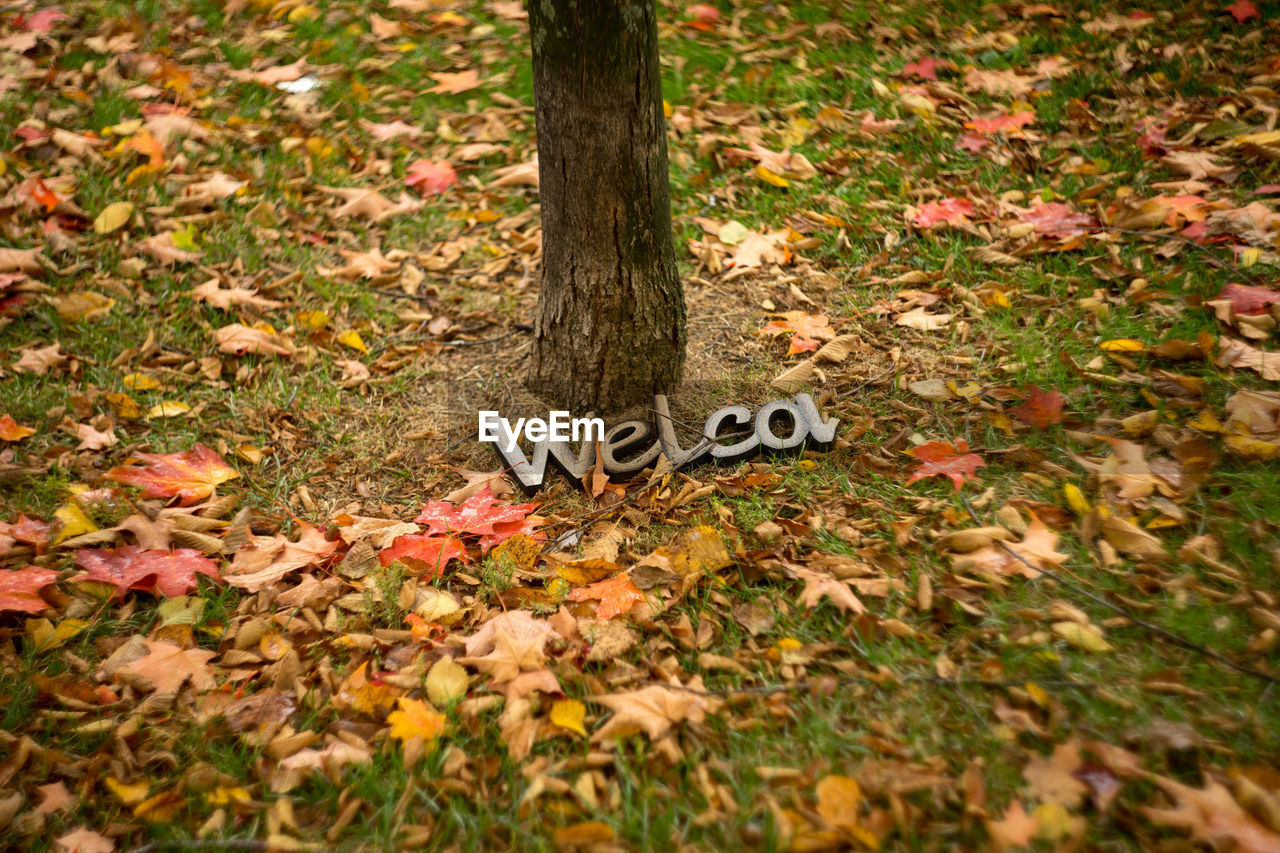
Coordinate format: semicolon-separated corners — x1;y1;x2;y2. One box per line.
526;0;686;414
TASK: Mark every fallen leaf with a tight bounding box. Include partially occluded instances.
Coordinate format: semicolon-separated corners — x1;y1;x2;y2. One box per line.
386;697;446;744
406;159;458;194
93;202;133;234
0;566;59;614
914;197;974;228
413;486;539;552
0;414;35;441
105;444;239;505
906;440;986;490
550;698;587;737
379;534;467;577
214;323;295;357
1009;386;1065;428
591;685;708;741
568;573;646;619
121;639;216;694
73;546;221;598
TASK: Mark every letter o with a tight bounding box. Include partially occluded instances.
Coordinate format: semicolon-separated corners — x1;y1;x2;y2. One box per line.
755;400;809;452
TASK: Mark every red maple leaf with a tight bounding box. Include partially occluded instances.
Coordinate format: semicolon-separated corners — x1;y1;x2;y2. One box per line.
568;573;646;619
905;439;986;490
73;546;222;598
5;513;50;553
15;8;70;31
902;57;948;81
379;535;467;578
956;133;988;153
757;311;836;355
1018;203;1095;238
1213;282;1280;316
1225;0;1260;23
413;486;539;552
405;160;458;195
684;3;721;29
0;566;59;614
105;444;240;506
965;112;1036;134
1009;386;1066;428
914;197;975;228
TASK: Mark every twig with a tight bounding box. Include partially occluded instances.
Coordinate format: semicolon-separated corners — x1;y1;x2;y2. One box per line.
959;495;1280;686
636;674;1100;698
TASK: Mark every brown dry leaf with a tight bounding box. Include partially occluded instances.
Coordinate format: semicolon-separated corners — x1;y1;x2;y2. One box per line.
1144;775;1280;853
591;685;709;741
951;511;1067;579
428;69;482;94
189;279;284;311
75;422;118;451
14;343;67;375
56;292;115;322
142;232;202;265
896;306;954;331
771;359;815;393
224;523;338;591
1226;389;1280;437
1217;337;1280;381
986;801;1039;850
459;627;548;683
1096;438;1158;500
213;324;295;358
322;186;423;223
0;247;45;273
121;639;216;694
55;827;115;853
1100;515;1166;560
730;229;790;269
789;565;866;614
1161;151;1232;181
1023;741;1088;807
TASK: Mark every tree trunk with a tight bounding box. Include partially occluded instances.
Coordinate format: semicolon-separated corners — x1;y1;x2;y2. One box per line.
526;0;686;414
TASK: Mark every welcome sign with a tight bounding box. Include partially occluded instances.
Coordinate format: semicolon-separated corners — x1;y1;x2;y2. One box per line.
479;393;839;492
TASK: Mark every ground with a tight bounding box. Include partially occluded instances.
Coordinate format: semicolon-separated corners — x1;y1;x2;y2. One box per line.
1;0;1279;851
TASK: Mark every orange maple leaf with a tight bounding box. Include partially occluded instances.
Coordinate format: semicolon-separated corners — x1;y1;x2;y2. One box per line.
105;444;239;505
568;573;645;619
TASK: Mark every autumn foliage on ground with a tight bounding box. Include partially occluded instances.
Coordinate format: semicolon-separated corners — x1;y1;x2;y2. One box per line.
1;0;1280;850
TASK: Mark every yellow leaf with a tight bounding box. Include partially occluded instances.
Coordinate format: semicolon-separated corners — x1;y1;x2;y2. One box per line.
386;697;446;745
1186;409;1223;433
125;164;162;185
57;292;115;322
122;372;161;391
1224;433;1280;460
549;698;587;737
336;329;367;353
93;202;134;234
296;309;330;331
170;223;199;252
754;165;791;187
28;617;89;652
53;501;99;544
146;401;191;419
946;380;983;401
1062;483;1090;516
425;656;469;707
206;786;252;806
236;444;264;465
1241;247;1261;268
105;777;150;807
104;392;143;419
1052;621;1112;653
1099;339;1145;353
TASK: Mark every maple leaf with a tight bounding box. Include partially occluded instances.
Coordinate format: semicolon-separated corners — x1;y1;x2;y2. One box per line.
956;132;988;153
73;546;221;598
317;185;423;222
360;119;423;141
121;639;216;694
75;421;118;451
54;827;115;853
1023;741;1088;807
405;159;458;195
105;445;239;505
914;197;974;228
379;534;467;577
964;67;1035;97
757;311;836;355
223;523;338;591
965;112;1036;134
463;610;555;657
591;685;709;741
413;486;539;551
427;69;481;94
1018;202;1095;238
1009;386;1065;428
986;801;1039;850
1144;775;1280;853
950;511;1067;579
180;172;245;204
1211;282;1280;317
1224;0;1260;23
789;565;866;614
17;9;71;32
905;440;986;490
0;566;59;614
901;57;948;80
1162;150;1232;182
0;414;35;441
213;323;295;357
189;279;284;311
568;573;646;619
459;627;548;681
14;342;66;375
386;697;446;744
